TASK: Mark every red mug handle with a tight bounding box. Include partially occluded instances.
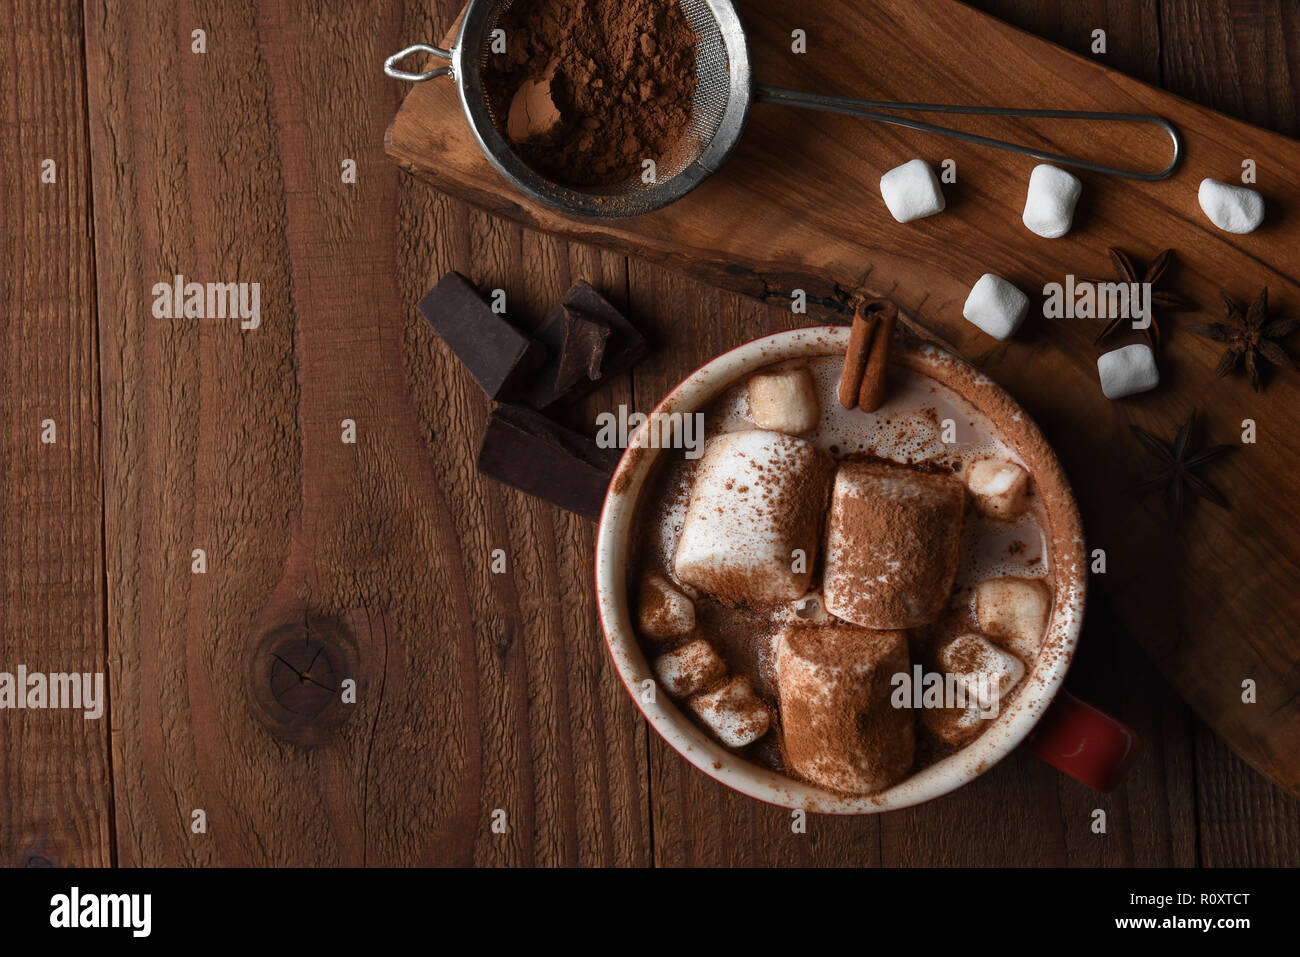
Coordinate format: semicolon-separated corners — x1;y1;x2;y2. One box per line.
1024;688;1140;792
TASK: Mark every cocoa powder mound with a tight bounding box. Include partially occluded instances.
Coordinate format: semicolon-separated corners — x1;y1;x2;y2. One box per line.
483;0;700;188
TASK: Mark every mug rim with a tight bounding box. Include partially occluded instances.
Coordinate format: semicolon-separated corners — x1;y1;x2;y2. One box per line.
594;326;1087;814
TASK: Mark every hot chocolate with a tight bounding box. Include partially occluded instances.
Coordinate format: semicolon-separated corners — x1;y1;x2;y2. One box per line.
629;349;1058;795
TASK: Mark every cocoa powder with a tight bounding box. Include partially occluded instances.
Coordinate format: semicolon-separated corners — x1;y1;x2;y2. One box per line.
482;0;700;188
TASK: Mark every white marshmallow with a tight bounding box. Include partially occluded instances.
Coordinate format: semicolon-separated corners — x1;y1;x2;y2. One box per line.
689;676;770;748
1097;343;1159;399
1198;178;1265;234
879;158;946;224
653;639;727;698
963;273;1029;341
938;632;1025;713
674;430;834;606
965;457;1030;520
975;576;1050;660
1022;164;1082;238
747;367;820;435
638;572;695;642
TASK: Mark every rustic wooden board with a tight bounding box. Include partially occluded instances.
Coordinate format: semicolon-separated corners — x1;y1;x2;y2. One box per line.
0;0;113;867
387;0;1300;798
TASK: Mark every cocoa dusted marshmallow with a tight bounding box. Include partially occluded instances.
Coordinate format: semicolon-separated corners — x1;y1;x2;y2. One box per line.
822;461;965;629
937;632;1025;713
689;676;770;748
674;430;834;606
747;367;820;435
653;639;727;698
965;457;1030;519
920;700;986;747
776;624;914;794
975;576;1050;660
637;572;695;642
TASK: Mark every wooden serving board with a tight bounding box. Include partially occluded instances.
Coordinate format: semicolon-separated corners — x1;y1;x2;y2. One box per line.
387;0;1300;796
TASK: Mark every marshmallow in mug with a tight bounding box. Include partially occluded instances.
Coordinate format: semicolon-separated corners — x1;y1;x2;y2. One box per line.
879;158;947;223
1097;342;1159;399
1198;178;1265;234
963;273;1030;340
1022;164;1083;238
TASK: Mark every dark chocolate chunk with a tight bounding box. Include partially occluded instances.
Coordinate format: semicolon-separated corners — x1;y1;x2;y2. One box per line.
417;271;544;401
523;280;649;411
554;306;611;393
476;404;622;521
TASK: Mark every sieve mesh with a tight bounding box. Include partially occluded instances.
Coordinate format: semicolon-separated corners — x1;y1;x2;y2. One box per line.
460;0;751;216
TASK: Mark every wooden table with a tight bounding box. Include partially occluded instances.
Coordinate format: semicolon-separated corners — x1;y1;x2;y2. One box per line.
3;0;1298;867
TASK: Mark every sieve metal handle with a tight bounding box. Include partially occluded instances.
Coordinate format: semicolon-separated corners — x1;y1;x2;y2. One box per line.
754;85;1183;182
384;43;453;83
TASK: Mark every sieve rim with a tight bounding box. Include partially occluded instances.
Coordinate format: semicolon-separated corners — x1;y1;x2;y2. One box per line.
450;0;753;219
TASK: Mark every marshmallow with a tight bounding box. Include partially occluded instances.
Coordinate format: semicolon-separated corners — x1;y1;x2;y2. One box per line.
653;639;727;698
747;367;820;435
937;632;1025;713
920;699;986;747
963;273;1029;340
879;159;946;224
975;575;1050;660
965;457;1030;520
776;624;914;793
1097;343;1158;399
1198;178;1265;234
822;461;965;629
638;572;695;642
674;430;834;606
688;676;770;748
1022;164;1082;238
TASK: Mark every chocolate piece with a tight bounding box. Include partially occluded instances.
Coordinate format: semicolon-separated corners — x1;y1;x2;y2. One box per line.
523;281;649;411
554;306;610;393
417;271;544;401
476;404;621;521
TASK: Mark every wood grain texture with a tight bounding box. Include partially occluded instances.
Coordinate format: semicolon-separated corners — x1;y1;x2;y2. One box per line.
83;0;649;865
0;0;113;867
387;0;1300;803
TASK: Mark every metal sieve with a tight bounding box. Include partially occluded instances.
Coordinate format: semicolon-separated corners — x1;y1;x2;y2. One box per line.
385;0;1183;219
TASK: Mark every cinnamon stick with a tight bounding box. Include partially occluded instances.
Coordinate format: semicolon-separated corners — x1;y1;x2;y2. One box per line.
857;299;899;413
838;304;878;409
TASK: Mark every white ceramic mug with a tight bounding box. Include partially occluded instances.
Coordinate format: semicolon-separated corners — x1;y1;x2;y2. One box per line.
595;326;1138;813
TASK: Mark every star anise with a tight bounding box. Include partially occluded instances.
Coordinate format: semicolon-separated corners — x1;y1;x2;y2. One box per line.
1190;287;1295;392
1130;408;1234;523
1093;247;1190;348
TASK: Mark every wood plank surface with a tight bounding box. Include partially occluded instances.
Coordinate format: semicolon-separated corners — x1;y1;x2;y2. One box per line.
386;0;1300;805
0;0;114;867
82;0;649;866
